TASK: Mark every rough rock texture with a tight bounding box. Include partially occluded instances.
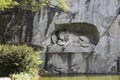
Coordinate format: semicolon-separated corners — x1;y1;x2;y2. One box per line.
1;0;120;74
33;0;120;74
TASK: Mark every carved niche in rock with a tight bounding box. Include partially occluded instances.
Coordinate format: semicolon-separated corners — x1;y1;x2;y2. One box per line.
44;23;100;74
47;23;99;53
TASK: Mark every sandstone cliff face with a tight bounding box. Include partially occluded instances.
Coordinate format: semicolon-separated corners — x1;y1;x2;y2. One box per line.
1;0;120;74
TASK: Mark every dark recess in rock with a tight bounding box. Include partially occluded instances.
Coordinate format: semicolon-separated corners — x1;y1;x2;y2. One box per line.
54;23;100;45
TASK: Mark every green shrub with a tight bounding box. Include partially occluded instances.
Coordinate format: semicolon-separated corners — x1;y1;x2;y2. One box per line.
0;45;42;77
11;72;30;80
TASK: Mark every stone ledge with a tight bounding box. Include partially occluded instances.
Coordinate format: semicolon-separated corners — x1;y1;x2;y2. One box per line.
47;44;95;53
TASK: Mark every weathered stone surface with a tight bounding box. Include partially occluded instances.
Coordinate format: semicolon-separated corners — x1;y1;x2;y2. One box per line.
47;32;95;53
3;0;120;74
32;0;120;74
71;53;87;73
47;44;63;52
47;54;68;74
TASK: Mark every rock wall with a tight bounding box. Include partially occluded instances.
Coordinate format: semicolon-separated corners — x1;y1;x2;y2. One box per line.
32;0;120;74
1;0;120;74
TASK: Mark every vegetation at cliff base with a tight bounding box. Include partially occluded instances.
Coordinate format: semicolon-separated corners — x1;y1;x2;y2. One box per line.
0;45;42;78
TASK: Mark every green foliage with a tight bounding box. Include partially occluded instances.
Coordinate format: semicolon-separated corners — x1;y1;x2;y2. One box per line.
11;72;30;80
57;0;69;11
0;45;42;77
0;0;69;12
0;0;19;10
18;0;49;11
17;0;69;11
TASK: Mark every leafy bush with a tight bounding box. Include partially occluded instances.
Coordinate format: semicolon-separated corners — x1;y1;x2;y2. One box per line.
0;45;42;77
11;72;40;80
0;0;69;12
11;72;30;80
0;0;19;10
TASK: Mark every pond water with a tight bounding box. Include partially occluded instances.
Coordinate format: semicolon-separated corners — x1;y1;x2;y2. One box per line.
39;75;120;80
